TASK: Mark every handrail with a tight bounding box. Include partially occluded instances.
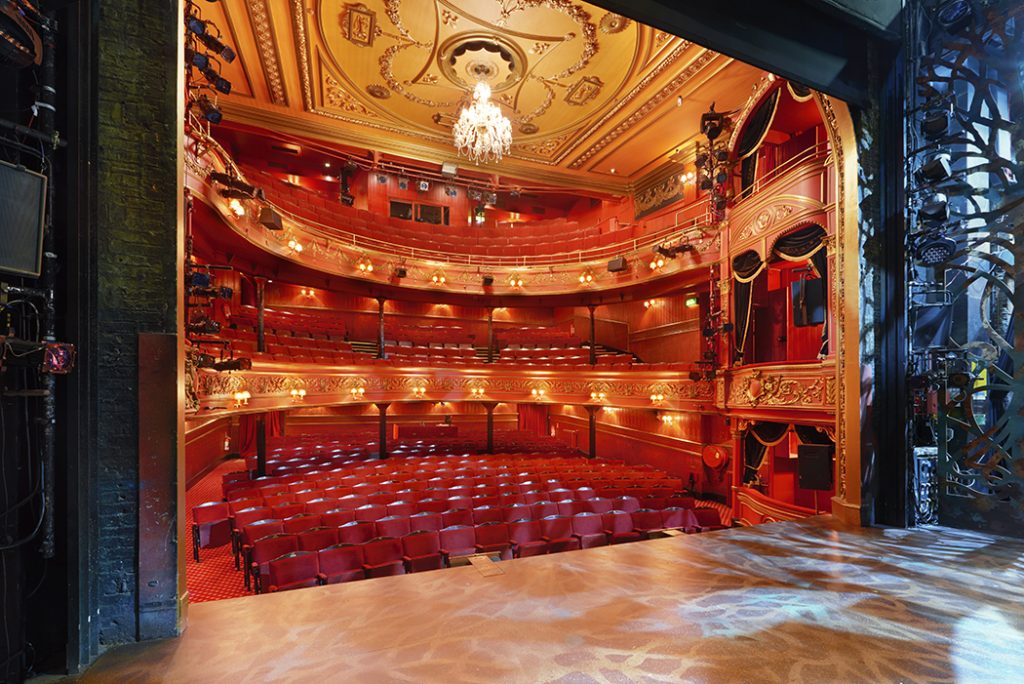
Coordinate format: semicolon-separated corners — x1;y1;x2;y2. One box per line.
194;131;828;269
733;140;831;205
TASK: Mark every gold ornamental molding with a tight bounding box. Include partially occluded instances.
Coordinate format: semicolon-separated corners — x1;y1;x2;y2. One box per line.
725;364;836;413
734;487;818;526
245;0;289;106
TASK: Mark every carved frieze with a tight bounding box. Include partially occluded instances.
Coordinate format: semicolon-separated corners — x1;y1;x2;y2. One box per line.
727;369;830;409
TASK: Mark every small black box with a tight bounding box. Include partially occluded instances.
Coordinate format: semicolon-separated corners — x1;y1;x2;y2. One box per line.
482;275;494;286
607;256;628;273
258;206;283;231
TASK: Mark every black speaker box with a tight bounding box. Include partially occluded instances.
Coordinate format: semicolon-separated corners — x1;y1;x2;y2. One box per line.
0;160;46;277
797;444;834;490
791;278;825;326
607;256;628;273
482;275;494;286
258;206;283;230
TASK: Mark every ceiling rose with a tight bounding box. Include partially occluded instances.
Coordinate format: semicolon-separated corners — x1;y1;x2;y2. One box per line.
438;34;526;92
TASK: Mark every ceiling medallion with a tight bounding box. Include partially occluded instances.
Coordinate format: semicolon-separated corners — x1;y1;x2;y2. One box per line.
452;81;512;164
438;34;527;92
599;13;631;34
519;123;539;135
366;84;390;99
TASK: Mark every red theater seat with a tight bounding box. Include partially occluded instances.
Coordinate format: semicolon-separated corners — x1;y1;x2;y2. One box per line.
191;501;231;562
439;525;476;565
571;512;608;548
402;531;443;572
660;507;697;532
282;513;320;534
442;509;473;527
539;515;581;553
375;515;412;538
362;537;406;578
508;519;548;558
471;505;503;525
320;508;355;528
248;533;298;593
631;509;663;536
297;526;339;552
474;522;512;560
691;508;728;532
602;511;643;544
268;551;320;593
353;503;387;522
408;511;442;532
338;520;376;545
317;544;365;584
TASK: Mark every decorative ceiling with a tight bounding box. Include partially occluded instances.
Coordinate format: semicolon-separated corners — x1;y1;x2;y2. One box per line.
202;0;765;193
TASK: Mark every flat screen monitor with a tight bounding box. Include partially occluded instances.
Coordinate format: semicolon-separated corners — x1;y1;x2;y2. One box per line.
0;160;47;278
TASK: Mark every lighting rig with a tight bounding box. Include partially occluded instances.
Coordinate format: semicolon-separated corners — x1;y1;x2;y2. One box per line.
695;265;729;380
694;103;737;221
184;1;236;128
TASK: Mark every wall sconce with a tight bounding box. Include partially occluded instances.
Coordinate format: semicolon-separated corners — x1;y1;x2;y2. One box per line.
469;386;486;398
660;412;675;425
643;299;655;309
648;255;665;270
679;170;696;184
232;390;251;408
578;269;594;285
589;390;607;402
289;388;307;402
508;274;524;288
350;386;366;399
649;393;666;404
356;255;374;274
411;385;427;398
287;238;304;253
299;288;316;297
530;387;546;399
228;197;245;217
430;270;447;285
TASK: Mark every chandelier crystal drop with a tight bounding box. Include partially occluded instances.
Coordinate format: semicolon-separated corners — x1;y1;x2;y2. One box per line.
452;82;512;164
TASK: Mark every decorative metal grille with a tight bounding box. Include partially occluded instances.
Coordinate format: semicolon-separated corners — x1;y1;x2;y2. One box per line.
906;1;1023;535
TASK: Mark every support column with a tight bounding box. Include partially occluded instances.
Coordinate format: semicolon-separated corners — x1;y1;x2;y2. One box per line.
482;402;498;453
255;277;267;353
255;414;267;478
729;419;747;520
376;402;391;459
584;405;600;459
376;296;386;359
487;307;494;363
588;304;597;365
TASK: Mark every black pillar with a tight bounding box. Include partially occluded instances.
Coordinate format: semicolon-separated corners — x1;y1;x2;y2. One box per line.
256;277;267;353
585;405;599;459
483;402;497;453
377;297;386;359
376;403;390;459
588;304;597;365
487;307;495;363
256;415;267;477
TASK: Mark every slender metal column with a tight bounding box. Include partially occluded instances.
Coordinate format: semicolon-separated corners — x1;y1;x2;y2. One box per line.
376;402;391;459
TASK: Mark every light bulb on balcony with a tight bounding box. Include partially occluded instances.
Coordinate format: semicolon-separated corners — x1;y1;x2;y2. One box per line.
288;238;303;253
228;198;245;217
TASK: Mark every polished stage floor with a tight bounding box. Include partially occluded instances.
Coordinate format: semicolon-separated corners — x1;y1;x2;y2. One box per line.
79;518;1024;683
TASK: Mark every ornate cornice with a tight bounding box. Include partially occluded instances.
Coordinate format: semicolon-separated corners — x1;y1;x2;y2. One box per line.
246;0;289;106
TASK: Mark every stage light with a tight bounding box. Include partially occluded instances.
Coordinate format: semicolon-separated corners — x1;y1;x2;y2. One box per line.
921;111;949;139
340;193;355;206
188;318;221;335
376;174;388;184
919;195;948;223
915;237;957;266
228;197;245;217
198;64;231;94
232;390;251;407
916;155;952;183
324;162;331;169
643;299;654;309
698;175;713;191
418;180;430;192
578;269;594;285
189;285;233;299
185;47;209;70
937;0;972;33
715;169;729;184
398;177;409;190
209;172;261;198
187;18;236;62
190;271;212;287
700;105;726;140
194;94;222;124
445;185;457;197
485;192;498;205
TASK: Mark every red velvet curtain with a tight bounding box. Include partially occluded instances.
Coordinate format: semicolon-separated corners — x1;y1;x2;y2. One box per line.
238;411;285;455
517;404;549;436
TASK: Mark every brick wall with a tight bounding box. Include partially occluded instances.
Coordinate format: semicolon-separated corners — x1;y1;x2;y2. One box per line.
91;0;181;648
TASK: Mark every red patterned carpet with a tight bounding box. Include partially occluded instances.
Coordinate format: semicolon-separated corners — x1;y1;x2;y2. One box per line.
185;458;734;604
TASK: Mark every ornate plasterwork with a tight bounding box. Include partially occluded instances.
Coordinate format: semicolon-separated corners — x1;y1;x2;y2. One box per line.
323;72;379;117
728;369;828;409
246;0;288;105
634;174;683;218
736;204;796;241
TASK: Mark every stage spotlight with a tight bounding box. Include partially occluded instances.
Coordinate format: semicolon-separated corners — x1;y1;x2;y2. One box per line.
482;275;494;286
398;177;409;190
211;357;252;372
209;172;261;198
919;195;949;223
921;111;949;139
418;180;430;192
340;192;355;206
937;0;972;33
715;169;729;184
199;64;231;94
445;185;457;197
187;18;236;62
916;155;952;183
948;370;973;388
376;173;388;184
699;175;713;191
915;237;957;266
195;94;222;123
721;322;734;333
188;318;221;335
185;47;209;70
189;285;233;299
700;105;726;140
688;371;702;382
189;271;212;287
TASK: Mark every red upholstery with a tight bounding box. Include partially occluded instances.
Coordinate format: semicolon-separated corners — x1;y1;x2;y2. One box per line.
306;498;342;516
602;511;643;544
586;497;614;514
317;544;365;584
282;513;321;534
191;501;230;562
375;515;412;538
353;503;387;522
408;512;442;532
692;508;728;532
471;506;503;525
571;512;608;548
386;501;416;517
503;503;533;522
442;509;473;527
539;515;581;553
439;525;476;564
268;551;320;593
297;526;339;552
508;519;548;557
338;520;377;545
362;537;406;578
474;522;512;560
660;507;697;531
401;531;443;572
631;509;664;535
248;533;298;593
320;508;356;527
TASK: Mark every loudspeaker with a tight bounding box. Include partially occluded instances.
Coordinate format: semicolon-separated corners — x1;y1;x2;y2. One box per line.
393;267;407;278
482;275;494;286
911;303;952;349
258;206;283;230
791;278;825;326
0;160;46;277
797;444;833;490
607;256;628;273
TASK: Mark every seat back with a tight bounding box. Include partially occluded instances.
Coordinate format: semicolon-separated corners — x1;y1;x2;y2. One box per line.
336;494;368;510
353;503;387;522
614;496;641;512
386;501;416;517
694;508;722;527
297;527;339;552
268;551;318;590
408;512;442;532
317;543;364;573
441;509;473;527
531;501;558;519
417;498;447;513
586;497;613;514
320;508;356;527
270;503;305;520
251;533;298;565
540;515;573;539
474;521;509;546
471;506;503;525
193;501;229;525
439;525;476;552
508;519;542;544
305;498;341;516
667;496;696;509
241;519;284;546
571;512;604;536
363;537;403;565
233;506;272;530
401;530;440;557
375;515;412;538
660;507;694;529
602;510;634;534
633;508;662;531
282;513;320;534
338;520;376;545
503;503;532;522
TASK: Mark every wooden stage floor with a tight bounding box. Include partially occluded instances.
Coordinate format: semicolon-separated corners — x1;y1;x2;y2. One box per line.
79;518;1024;683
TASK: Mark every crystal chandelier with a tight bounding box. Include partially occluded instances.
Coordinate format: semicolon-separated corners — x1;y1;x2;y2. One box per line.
452;82;512;164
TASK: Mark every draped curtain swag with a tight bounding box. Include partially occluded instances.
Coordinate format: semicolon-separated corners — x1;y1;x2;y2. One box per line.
773;224;829;357
732;250;764;361
737;87;781;195
743;422;835;484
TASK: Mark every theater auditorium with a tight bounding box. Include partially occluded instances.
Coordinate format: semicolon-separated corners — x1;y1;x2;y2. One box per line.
1;0;1023;682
